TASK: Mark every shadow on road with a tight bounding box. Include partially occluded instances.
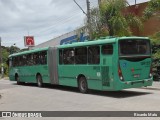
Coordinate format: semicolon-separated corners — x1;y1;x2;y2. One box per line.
89;90;151;98
13;83;152;98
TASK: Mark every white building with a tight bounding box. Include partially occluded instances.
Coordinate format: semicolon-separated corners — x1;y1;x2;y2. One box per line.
33;27;88;49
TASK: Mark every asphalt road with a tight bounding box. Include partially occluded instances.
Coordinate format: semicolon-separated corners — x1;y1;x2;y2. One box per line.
0;78;160;120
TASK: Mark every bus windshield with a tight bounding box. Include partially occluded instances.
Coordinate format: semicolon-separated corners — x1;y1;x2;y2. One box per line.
119;39;151;56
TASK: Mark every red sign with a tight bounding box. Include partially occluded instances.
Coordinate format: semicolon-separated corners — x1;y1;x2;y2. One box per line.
24;36;35;47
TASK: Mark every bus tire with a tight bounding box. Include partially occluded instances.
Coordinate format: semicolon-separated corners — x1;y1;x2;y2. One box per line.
15;75;20;85
37;75;43;87
78;77;88;93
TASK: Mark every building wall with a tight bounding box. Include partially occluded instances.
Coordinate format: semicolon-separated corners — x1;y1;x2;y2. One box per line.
33;27;88;49
126;2;160;36
34;2;160;49
100;1;160;36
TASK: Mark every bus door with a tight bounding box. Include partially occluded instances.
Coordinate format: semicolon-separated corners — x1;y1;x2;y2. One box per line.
48;47;59;84
118;39;152;82
101;44;114;87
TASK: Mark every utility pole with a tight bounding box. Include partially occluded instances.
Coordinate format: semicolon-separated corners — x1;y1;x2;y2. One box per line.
0;37;1;65
0;37;3;78
86;0;92;39
98;0;101;7
73;0;92;39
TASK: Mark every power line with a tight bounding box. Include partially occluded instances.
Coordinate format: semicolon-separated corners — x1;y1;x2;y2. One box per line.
2;9;85;44
73;0;87;16
16;1;97;37
1;0;98;47
34;11;85;36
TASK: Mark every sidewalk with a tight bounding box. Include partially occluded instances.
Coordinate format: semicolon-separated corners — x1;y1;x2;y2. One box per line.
0;77;9;80
145;81;160;90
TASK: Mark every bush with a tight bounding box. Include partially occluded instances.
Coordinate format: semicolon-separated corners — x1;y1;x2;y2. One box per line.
150;31;160;80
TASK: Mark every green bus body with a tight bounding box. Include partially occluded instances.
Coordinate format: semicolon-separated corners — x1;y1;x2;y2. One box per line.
9;37;153;92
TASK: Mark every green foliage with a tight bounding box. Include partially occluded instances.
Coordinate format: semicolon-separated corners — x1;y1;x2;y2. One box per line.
150;31;160;79
0;45;20;76
85;0;142;39
143;0;160;20
0;63;9;76
150;31;160;59
91;27;109;40
109;15;131;36
150;31;160;45
153;49;160;59
85;7;109;40
99;0;142;36
10;46;20;54
125;13;143;31
2;49;9;63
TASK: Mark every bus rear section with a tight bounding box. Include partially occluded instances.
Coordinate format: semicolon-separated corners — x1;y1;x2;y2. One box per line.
116;38;153;90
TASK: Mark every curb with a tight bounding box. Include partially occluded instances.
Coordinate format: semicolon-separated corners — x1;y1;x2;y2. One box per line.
0;77;9;80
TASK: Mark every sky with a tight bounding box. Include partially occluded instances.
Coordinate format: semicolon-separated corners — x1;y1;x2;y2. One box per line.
0;0;149;48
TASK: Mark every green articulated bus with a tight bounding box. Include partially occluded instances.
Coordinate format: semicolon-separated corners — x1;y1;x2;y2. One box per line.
9;36;153;93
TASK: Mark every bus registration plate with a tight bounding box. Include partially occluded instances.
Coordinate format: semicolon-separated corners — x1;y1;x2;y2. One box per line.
134;74;140;78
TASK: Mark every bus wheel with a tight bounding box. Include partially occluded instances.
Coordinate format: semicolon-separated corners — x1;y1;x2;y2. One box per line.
78;77;88;93
15;75;20;85
37;75;43;87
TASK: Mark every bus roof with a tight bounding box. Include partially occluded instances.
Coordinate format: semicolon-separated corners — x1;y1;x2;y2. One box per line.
58;36;149;49
58;37;116;49
9;36;149;57
9;47;49;57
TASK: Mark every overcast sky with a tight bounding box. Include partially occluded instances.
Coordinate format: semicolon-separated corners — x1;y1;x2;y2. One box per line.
0;0;149;48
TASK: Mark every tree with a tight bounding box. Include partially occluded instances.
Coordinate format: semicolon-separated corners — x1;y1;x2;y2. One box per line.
150;31;160;59
0;45;21;76
149;31;160;80
143;0;160;20
9;45;20;54
143;0;160;59
2;48;9;64
85;7;109;40
99;0;142;36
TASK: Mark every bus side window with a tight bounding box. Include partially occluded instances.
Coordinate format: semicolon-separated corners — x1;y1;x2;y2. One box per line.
12;57;15;67
30;54;35;65
35;53;40;65
9;58;12;67
26;54;31;66
26;54;34;66
88;46;100;64
22;55;27;66
59;50;63;64
40;51;47;65
14;57;17;66
16;56;21;66
13;57;18;66
63;49;75;64
75;47;87;64
102;44;113;55
44;51;47;64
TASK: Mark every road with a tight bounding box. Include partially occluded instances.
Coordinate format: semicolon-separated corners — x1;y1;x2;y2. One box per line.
0;78;160;120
